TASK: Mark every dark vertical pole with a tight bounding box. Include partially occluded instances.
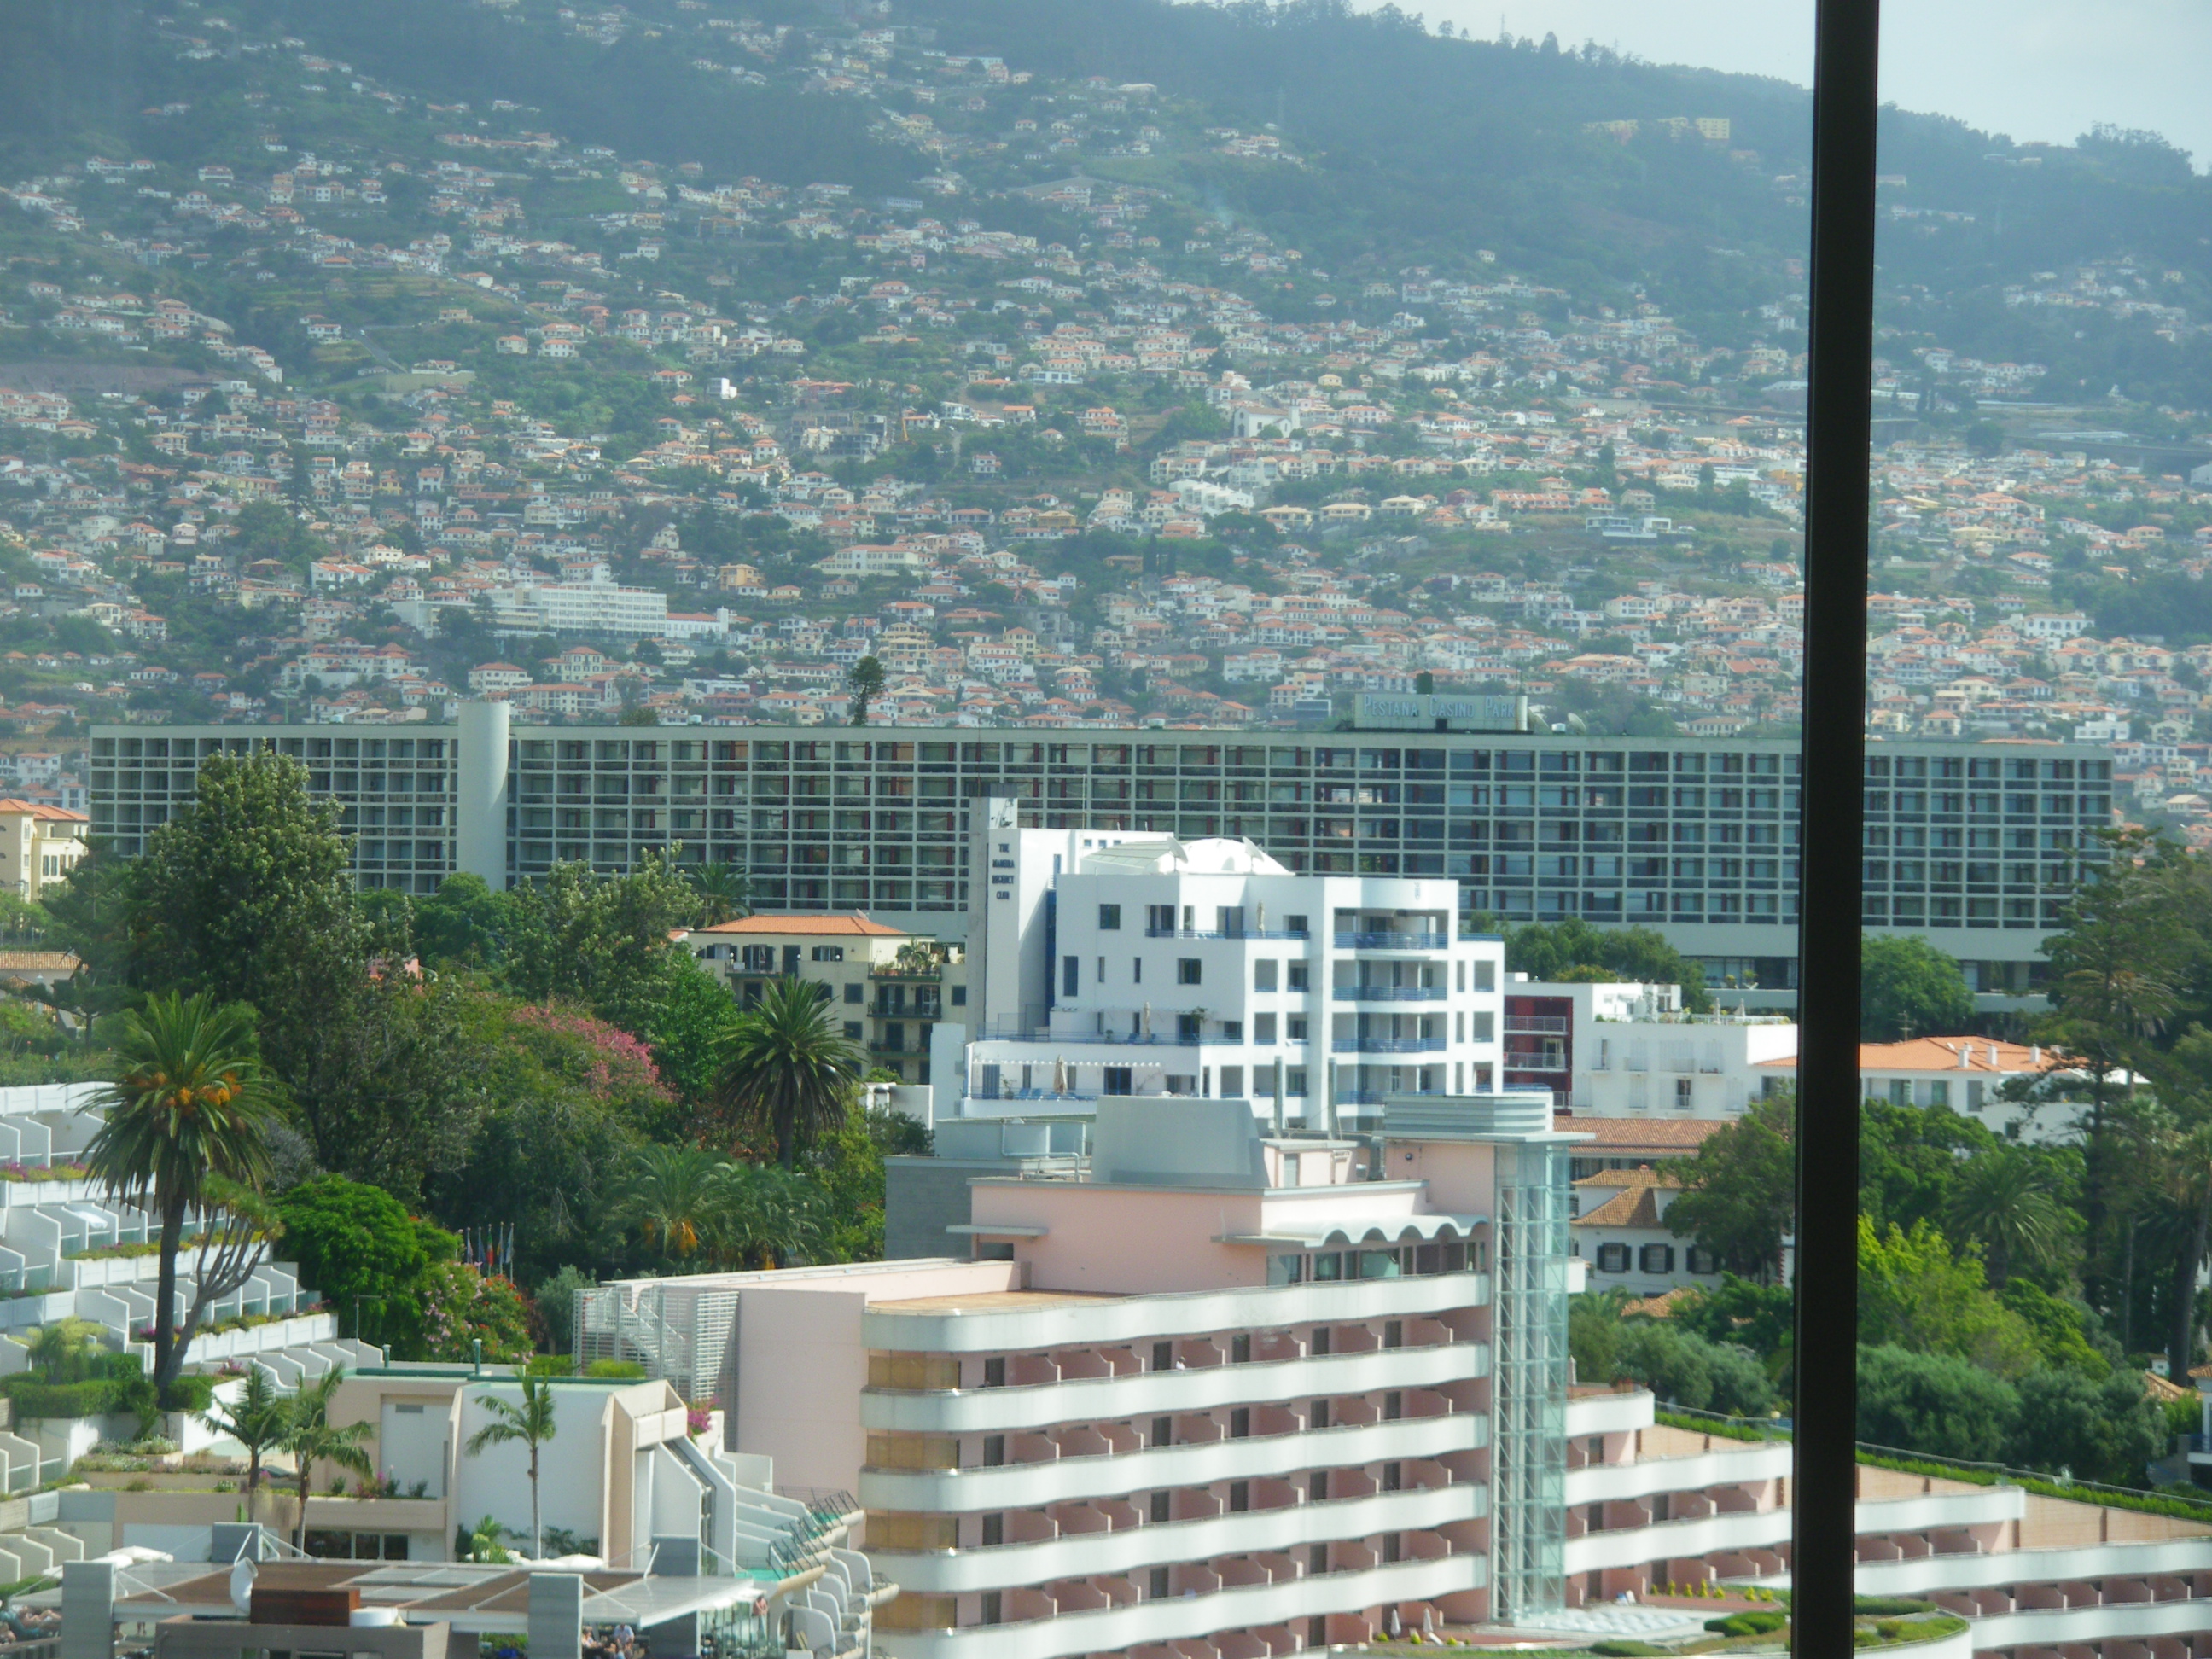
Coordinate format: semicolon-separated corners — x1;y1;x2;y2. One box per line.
1795;0;1878;1649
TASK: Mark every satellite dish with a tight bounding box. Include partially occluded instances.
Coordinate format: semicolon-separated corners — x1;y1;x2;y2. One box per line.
230;1556;256;1615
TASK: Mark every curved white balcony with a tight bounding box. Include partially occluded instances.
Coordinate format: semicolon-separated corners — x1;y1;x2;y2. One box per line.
870;1480;1482;1596
1565;1443;1790;1507
1564;1389;1655;1439
1851;1538;2212;1600
861;1272;1488;1356
1568;1505;1790;1574
862;1341;1484;1435
1885;1622;1973;1659
1855;1486;2022;1535
1573;1487;2029;1579
1969;1596;2212;1650
874;1550;1482;1659
861;1413;1486;1515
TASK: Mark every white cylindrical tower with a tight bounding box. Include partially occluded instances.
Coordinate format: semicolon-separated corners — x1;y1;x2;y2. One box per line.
455;699;512;890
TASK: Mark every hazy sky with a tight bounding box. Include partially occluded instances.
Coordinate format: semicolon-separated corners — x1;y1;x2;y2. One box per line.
1416;0;2212;166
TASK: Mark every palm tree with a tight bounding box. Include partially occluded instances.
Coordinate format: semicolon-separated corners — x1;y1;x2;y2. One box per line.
465;1368;558;1559
202;1367;288;1510
85;992;275;1393
463;1514;514;1563
688;862;752;928
1946;1148;2067;1288
612;1145;724;1261
282;1368;374;1552
712;1160;826;1269
712;976;863;1169
845;655;886;726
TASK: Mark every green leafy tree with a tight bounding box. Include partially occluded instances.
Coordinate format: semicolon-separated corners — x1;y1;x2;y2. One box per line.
125;751;367;1014
201;1367;288;1504
1610;1321;1776;1417
1860;935;1976;1041
1670;1276;1796;1382
413;874;510;971
500;854;699;1015
2007;1365;2164;1485
805;1102;931;1263
282;1369;375;1551
533;1266;595;1355
1502;919;1712;1012
276;1175;451;1353
1860;1097;2005;1235
86;992;276;1393
1664;1093;1794;1278
1858;1217;2040;1377
465;1369;559;1558
1857;1342;2018;1464
846;655;887;725
1998;1278;2112;1378
712;976;863;1169
284;975;495;1202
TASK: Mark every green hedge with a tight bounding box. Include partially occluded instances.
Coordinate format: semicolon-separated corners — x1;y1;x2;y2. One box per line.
3;1378;131;1420
1656;1411;2212;1528
2;1355;207;1422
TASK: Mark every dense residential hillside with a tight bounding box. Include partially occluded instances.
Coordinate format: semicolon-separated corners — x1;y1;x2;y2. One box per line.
0;0;2206;845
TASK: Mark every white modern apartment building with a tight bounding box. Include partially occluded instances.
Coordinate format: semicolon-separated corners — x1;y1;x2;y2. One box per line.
944;803;1505;1132
90;710;2110;1015
482;575;672;638
1503;977;1796;1120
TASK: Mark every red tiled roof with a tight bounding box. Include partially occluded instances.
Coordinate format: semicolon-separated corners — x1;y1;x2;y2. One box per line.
690;911;906;937
1560;1116;1727;1151
0;800;85;823
1755;1036;2068;1074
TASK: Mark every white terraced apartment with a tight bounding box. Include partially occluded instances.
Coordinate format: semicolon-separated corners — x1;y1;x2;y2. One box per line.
943;802;1506;1131
570;1089;2212;1659
0;1084;367;1487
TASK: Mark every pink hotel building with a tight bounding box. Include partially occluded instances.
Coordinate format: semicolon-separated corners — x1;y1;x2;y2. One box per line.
602;1089;2212;1659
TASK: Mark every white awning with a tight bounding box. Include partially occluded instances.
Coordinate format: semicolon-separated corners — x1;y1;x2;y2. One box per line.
1216;1213;1482;1248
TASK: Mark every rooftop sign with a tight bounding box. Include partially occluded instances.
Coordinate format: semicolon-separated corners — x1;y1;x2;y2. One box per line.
1348;692;1530;733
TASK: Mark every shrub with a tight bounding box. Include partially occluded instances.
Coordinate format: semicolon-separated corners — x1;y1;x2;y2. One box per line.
1707;1611;1789;1637
583;1359;645;1379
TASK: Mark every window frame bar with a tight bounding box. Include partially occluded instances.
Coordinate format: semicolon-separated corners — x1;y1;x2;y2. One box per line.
1795;0;1880;1647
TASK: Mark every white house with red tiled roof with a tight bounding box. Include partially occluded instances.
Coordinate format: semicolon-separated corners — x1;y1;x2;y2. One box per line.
1755;1036;2116;1144
1570;1165;1721;1295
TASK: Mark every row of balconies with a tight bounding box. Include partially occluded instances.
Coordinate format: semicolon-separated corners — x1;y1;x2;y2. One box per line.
862;1268;1490;1359
872;1384;1469;1475
868;1476;1481;1594
863;1329;1477;1436
863;1412;1488;1516
870;1539;1481;1659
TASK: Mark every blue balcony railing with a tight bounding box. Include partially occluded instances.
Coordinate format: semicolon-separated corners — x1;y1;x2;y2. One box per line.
1335;932;1449;951
1332;986;1447;1002
1333;1037;1448;1054
1145;928;1309;940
